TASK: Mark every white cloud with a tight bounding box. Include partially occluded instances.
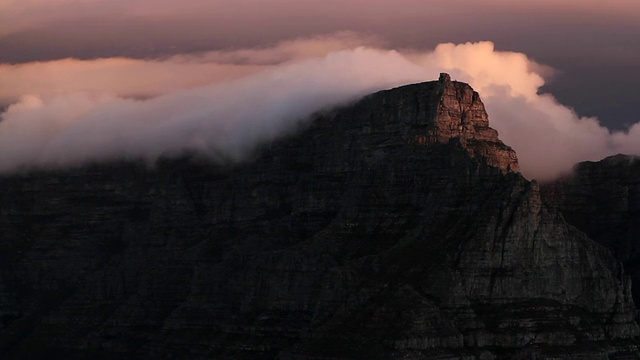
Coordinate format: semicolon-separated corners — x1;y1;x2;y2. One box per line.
0;36;638;180
0;45;431;171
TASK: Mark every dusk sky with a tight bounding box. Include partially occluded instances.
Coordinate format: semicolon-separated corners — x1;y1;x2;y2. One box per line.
1;0;639;180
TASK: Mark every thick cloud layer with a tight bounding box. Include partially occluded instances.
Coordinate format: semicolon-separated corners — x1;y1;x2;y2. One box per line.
3;1;639;132
0;36;639;181
0;43;429;171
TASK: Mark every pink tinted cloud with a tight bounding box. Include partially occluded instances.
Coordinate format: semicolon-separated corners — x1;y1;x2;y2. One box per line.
0;43;431;172
0;35;639;181
0;33;371;103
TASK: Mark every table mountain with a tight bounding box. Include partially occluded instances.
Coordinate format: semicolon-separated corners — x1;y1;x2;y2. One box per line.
0;74;638;359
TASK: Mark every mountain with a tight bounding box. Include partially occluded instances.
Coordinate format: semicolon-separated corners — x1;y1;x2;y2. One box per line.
543;154;640;307
1;74;638;359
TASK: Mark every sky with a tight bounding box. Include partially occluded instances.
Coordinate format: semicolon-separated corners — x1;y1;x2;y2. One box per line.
0;0;639;180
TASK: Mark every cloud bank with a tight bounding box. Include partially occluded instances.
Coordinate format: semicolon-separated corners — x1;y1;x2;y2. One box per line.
1;35;639;181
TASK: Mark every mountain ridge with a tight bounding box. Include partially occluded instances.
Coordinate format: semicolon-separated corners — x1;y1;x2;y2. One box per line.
543;153;640;307
0;75;638;359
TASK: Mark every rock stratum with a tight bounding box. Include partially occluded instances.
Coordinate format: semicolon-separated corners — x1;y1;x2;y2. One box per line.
0;75;638;359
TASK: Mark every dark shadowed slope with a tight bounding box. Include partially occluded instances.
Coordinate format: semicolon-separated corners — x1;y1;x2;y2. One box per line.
0;75;638;359
543;154;640;308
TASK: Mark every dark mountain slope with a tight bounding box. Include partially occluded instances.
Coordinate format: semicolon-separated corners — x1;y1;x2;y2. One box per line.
0;75;638;359
543;154;640;307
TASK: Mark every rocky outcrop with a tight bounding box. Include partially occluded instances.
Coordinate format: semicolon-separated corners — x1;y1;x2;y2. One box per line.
543;154;640;306
400;73;519;174
0;76;637;359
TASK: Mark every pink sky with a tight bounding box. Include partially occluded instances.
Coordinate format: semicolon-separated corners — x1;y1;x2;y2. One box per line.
2;1;640;48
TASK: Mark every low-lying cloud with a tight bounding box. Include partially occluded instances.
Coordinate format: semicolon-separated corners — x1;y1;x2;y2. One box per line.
0;33;374;103
1;34;639;181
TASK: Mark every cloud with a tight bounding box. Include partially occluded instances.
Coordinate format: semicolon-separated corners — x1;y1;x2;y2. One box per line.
0;35;639;181
0;44;431;172
0;33;372;104
409;41;623;180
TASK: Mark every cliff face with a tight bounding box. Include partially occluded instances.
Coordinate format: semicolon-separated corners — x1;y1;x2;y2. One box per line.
0;75;638;359
394;73;519;174
543;154;640;306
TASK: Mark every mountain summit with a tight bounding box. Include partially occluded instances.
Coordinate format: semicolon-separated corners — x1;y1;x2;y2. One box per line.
0;75;637;359
324;72;519;174
420;73;519;173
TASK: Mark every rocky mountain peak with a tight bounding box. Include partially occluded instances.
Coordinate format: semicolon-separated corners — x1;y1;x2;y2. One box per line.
435;73;519;173
350;73;519;174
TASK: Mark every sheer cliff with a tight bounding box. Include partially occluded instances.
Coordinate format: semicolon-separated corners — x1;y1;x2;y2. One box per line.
0;75;638;359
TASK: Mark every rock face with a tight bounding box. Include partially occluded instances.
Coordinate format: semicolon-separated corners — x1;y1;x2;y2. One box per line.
409;73;519;174
543;154;640;306
0;75;638;359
